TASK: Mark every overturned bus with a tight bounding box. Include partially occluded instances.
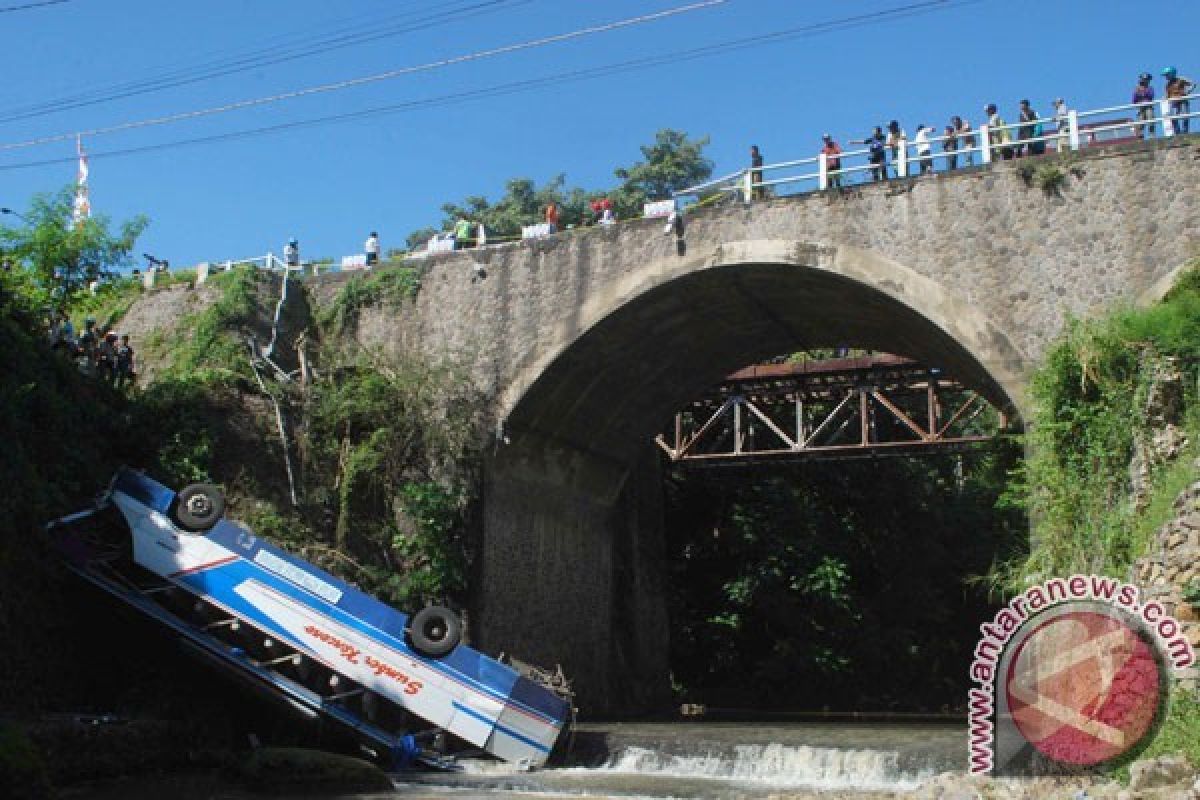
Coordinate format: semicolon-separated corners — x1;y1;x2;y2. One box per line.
46;467;571;770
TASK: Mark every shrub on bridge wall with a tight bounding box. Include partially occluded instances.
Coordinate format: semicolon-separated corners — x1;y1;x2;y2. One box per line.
319;266;421;336
997;264;1200;588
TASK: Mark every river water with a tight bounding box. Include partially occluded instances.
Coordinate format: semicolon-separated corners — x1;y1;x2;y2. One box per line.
64;721;966;799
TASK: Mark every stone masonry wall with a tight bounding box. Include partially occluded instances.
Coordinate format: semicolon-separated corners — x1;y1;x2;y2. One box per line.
1133;457;1200;693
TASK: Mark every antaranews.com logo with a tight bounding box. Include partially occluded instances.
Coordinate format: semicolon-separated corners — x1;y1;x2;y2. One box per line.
968;574;1195;776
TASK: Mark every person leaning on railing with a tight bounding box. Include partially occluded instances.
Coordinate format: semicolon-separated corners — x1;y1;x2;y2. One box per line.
1163;66;1195;135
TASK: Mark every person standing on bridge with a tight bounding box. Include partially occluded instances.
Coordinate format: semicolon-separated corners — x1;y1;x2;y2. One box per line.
1132;73;1156;139
364;231;380;266
885;120;906;174
1017;100;1043;156
1163;67;1195;135
985;104;1014;160
851;128;888;181
284;238;300;268
1052;98;1070;152
544;202;560;233
454;217;473;249
913;124;936;175
942;124;959;170
953;116;976;166
820;134;843;188
749;145;765;200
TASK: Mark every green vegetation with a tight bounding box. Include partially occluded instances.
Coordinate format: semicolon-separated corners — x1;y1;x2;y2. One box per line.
1118;691;1200;781
0;186;147;312
666;443;1025;711
995;264;1200;587
294;343;482;609
0;723;52;800
318;265;421;335
405;128;712;247
154;267;260;384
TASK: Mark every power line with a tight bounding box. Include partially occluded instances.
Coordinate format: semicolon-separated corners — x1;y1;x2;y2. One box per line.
0;0;731;152
0;0;981;172
0;0;72;12
0;0;529;123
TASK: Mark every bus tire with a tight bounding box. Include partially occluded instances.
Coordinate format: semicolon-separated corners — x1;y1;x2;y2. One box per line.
409;606;461;658
173;483;225;532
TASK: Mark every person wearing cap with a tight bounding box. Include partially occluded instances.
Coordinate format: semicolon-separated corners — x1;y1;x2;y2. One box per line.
1163;66;1195;134
364;231;380;266
1132;73;1156;139
985;104;1014;160
820;134;843;188
284;238;299;267
913;124;936;175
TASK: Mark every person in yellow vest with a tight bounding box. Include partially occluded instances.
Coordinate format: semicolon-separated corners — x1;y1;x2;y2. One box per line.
985;104;1014;160
453;218;473;250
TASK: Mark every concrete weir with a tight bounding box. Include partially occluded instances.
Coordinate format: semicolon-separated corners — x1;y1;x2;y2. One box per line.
327;136;1200;713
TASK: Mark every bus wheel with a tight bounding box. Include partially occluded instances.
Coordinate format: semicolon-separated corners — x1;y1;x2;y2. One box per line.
409;606;461;657
173;483;225;532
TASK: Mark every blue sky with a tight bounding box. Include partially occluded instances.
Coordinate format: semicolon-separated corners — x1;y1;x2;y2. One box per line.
2;0;1197;268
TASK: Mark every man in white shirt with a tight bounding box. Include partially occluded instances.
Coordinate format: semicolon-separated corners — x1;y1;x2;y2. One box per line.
364;231;380;266
913;124;936;175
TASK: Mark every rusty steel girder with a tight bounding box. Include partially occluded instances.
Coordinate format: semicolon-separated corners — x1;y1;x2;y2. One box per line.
657;355;1006;466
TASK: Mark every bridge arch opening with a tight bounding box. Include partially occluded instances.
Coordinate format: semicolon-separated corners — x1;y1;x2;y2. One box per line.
479;248;1027;714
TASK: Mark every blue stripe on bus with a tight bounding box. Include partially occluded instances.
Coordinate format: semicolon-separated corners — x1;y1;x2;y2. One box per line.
452;701;551;754
115;470;566;729
179;559;564;729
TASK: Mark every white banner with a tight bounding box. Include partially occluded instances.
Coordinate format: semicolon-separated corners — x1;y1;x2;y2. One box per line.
522;223;553;239
643;199;676;218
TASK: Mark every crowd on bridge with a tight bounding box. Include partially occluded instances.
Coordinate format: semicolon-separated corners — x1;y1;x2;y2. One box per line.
791;66;1194;187
197;66;1197;276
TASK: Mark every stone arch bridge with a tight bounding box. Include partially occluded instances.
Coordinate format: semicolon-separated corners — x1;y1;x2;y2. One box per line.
329;137;1199;712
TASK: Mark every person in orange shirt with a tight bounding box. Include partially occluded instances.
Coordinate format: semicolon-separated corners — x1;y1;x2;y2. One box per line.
545;202;560;233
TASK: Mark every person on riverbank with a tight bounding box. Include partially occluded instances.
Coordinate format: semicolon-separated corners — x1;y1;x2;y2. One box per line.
115;334;136;389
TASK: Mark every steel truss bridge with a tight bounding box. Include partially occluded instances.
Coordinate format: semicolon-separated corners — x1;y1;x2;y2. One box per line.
656;354;1008;466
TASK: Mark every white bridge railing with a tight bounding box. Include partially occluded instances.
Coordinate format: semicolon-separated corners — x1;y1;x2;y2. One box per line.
676;93;1199;201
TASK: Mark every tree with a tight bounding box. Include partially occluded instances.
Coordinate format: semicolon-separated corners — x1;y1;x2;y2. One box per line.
400;129;714;249
611;129;713;219
0;187;148;311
